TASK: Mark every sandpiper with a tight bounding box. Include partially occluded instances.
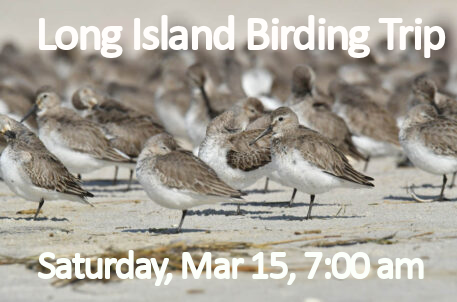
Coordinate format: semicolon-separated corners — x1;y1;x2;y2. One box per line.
21;89;133;177
399;104;457;201
0;115;93;220
199;110;272;194
250;107;374;219
136;133;242;232
72;87;165;189
288;65;365;161
330;79;402;170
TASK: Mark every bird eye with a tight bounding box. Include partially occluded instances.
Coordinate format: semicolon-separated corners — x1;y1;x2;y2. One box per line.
278;117;284;122
43;94;48;99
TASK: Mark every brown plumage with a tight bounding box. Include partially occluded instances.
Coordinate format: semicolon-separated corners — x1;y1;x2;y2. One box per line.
153;150;242;198
275;125;374;186
332;83;400;147
39;108;132;163
1;117;92;200
226;129;271;171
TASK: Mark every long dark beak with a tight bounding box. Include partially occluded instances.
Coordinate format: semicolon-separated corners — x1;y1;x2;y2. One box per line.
20;104;38;123
249;126;272;145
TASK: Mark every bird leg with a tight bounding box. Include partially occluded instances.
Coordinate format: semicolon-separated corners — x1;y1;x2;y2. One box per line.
263;177;269;193
288;188;297;207
113;166;119;185
176;209;188;233
306;195;315;220
449;172;456;188
34;198;45;220
236;203;242;215
408;175;449;202
363;156;370;172
126;169;133;191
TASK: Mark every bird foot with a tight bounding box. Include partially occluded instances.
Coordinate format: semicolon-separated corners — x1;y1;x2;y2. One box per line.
407;185;448;202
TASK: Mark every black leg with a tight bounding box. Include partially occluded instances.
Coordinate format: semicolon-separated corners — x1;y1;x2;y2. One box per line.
306;195;315;220
177;210;187;233
77;174;81;180
289;188;297;207
439;174;447;201
363;156;370;172
126;169;133;191
34;198;45;220
236;203;241;215
113;166;119;185
449;172;456;189
263;177;269;193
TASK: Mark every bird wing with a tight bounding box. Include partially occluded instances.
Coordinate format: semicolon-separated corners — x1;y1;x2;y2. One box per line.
420;118;457;157
341;96;400;146
51;110;131;162
226;129;271;172
154;151;242;198
293;128;374;186
17;137;93;199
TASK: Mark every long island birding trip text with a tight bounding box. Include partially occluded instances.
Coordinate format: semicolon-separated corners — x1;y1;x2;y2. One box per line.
38;15;445;59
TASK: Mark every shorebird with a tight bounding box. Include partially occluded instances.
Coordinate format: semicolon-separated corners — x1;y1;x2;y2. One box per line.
72;87;165;189
198;110;272;211
288;65;365;161
136;133;242;232
250;107;374;219
185;63;240;148
410;76;457;188
400;104;457;201
0;115;93;220
330;79;402;170
21;89;133;178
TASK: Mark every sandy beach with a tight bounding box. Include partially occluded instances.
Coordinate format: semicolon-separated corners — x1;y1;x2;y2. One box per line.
1;156;456;301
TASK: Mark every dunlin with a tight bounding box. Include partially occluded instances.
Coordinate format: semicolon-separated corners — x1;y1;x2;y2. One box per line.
0;115;93;220
21;89;132;177
199;111;272;212
330;79;401;170
289;65;365;161
251;107;374;219
72;87;165;189
136;133;242;232
400;104;457;201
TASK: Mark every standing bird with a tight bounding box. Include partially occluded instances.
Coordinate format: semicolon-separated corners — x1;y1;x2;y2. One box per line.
198;111;272;213
72;87;165;189
136;133;242;232
399;104;457;201
330;79;401;170
0;115;93;220
251;107;374;219
21;90;133;178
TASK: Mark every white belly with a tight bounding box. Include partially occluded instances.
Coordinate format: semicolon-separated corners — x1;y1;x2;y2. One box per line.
136;167;229;210
274;150;359;195
401;140;457;175
0;148;83;203
199;139;271;189
352;135;401;157
39;131;106;174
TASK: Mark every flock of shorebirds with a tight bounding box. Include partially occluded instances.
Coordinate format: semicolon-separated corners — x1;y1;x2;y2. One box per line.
0;37;456;232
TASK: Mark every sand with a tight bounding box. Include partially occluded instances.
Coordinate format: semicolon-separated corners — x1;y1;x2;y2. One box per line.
0;156;456;301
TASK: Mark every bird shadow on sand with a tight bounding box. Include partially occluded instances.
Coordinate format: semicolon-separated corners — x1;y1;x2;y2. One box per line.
87;187;142;194
242;189;283;195
187;208;272;216
122;228;206;234
235;201;334;208
0;216;69;222
251;214;363;221
384;194;457;202
83;178;140;187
